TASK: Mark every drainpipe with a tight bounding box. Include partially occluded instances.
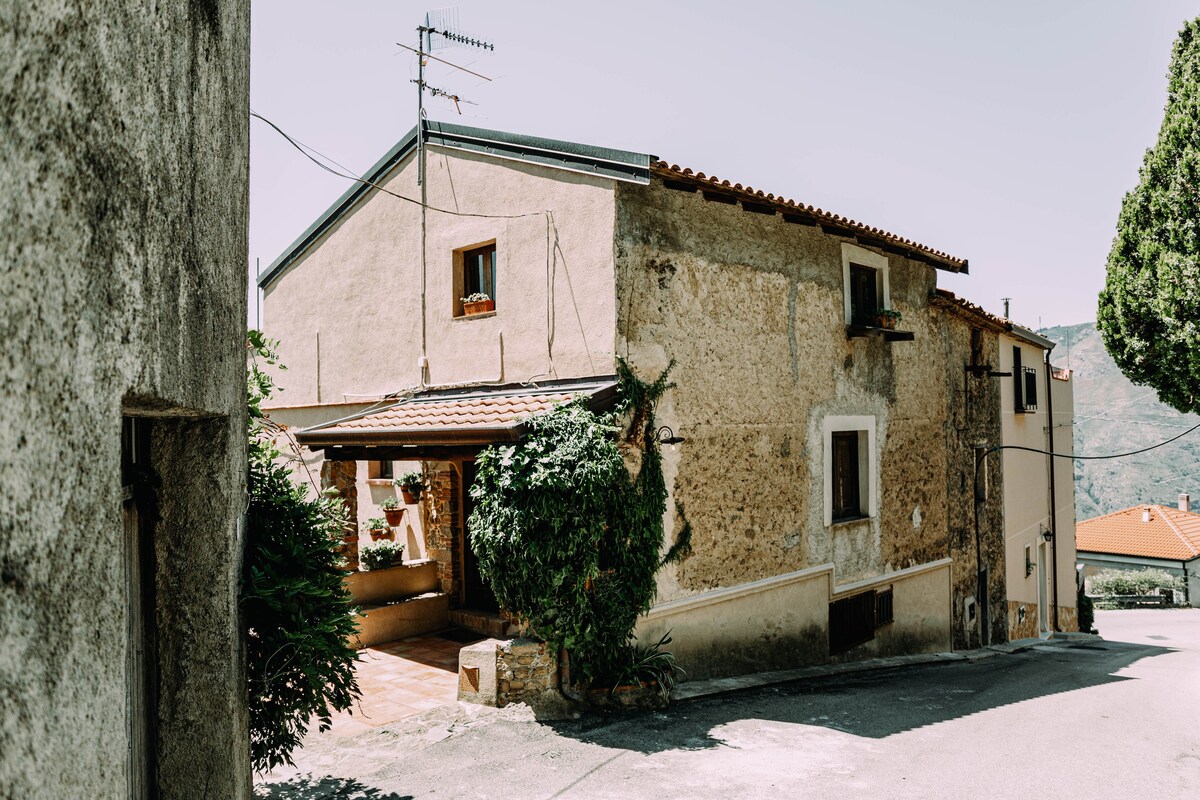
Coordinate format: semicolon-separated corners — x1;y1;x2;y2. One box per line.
1044;351;1060;631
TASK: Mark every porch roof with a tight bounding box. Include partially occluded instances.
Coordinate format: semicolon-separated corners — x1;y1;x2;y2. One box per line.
295;376;619;457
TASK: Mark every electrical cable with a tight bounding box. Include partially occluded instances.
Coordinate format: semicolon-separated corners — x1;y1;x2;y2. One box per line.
984;419;1200;462
250;110;545;221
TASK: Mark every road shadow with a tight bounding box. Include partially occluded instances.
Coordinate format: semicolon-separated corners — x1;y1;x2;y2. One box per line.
547;640;1174;754
254;774;412;800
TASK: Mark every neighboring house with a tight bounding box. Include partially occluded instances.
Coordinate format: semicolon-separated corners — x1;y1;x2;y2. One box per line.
1;4;251;800
263;121;1053;679
997;325;1078;638
1077;498;1200;606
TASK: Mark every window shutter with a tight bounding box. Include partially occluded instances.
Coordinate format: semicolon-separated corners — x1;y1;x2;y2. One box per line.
1012;346;1023;412
1024;368;1037;411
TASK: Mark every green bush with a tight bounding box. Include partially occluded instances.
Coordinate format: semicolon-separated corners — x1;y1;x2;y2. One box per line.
380;496;402;511
396;471;423;493
1077;585;1095;634
467;360;690;686
243;332;361;773
360;540;404;571
1088;567;1182;597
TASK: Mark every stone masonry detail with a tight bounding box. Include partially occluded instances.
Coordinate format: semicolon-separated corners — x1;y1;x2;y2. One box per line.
496;639;557;707
422;463;461;603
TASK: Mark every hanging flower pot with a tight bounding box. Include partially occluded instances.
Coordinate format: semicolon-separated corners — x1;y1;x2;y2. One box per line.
380;497;405;526
395;471;423;505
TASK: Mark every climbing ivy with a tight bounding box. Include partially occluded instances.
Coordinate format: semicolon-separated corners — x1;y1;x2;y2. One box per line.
468;360;690;685
242;331;361;773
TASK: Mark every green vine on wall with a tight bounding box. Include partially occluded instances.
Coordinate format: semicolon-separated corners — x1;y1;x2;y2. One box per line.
468;359;691;685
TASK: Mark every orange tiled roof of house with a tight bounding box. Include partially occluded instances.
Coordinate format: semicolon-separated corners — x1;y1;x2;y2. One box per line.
321;390;580;434
1076;504;1200;561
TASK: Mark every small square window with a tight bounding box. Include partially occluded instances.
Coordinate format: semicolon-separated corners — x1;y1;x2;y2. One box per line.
456;242;496;317
367;460;394;480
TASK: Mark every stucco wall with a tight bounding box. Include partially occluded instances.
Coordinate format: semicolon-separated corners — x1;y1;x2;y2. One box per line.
1;3;250;798
615;178;964;671
261;147;621;403
1000;335;1077;636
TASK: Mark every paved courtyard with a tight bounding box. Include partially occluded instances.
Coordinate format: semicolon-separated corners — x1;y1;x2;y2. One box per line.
322;630;482;737
259;610;1200;799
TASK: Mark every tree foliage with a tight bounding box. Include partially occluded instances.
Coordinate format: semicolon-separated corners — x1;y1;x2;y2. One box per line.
1098;18;1200;413
243;331;361;773
467;360;691;685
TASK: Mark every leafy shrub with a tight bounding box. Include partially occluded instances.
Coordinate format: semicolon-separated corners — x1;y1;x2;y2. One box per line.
468;360;690;686
360;540;404;571
1088;567;1182;597
612;631;686;701
1077;585;1096;634
380;496;402;511
243;331;361;773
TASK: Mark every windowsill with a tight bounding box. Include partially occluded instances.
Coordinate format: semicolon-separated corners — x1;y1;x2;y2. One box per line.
453;311;497;322
846;324;914;342
365;479;395;486
829;514;872;529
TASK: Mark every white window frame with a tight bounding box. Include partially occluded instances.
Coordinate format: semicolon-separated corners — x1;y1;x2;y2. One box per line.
841;243;891;325
823;415;877;526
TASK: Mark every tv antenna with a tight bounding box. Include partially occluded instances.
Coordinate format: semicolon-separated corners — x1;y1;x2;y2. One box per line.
410;8;494;387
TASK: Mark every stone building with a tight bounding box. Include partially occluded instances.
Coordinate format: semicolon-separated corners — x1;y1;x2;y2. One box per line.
1;3;251;798
261;121;1051;681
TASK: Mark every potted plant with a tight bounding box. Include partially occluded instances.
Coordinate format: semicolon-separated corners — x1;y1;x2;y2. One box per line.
586;632;685;710
365;517;392;541
395;471;423;504
359;540;404;571
380;496;405;526
875;308;902;330
461;292;495;316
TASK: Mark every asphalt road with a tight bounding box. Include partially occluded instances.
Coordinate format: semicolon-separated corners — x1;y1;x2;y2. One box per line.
259;609;1200;800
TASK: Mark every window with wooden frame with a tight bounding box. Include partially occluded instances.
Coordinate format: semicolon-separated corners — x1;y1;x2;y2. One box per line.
848;264;880;326
455;241;497;317
831;431;863;521
367;460;394;480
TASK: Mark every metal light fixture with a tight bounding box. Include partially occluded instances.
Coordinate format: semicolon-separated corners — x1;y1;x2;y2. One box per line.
1041;527;1054;543
656;426;685;446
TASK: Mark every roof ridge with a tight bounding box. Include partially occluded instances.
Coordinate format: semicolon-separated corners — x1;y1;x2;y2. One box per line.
1157;506;1200;557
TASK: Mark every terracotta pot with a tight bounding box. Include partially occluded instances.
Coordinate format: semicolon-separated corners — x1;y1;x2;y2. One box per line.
876;315;897;330
400;487;420;505
462;299;495;316
369;528;393;541
383;508;405;526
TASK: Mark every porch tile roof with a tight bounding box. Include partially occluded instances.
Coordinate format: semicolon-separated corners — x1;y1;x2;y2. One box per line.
295;377;618;449
1076;505;1200;562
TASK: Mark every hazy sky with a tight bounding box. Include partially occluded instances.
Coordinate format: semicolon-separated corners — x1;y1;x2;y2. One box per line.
250;1;1199;329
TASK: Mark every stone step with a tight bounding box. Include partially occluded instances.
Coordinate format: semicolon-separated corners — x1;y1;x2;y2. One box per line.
352;591;450;649
449;608;509;639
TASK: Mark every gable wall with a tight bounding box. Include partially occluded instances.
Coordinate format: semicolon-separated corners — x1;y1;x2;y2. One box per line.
262;148;621;404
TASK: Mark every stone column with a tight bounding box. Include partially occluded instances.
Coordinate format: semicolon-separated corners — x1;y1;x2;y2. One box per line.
422;462;461;604
321;459;359;569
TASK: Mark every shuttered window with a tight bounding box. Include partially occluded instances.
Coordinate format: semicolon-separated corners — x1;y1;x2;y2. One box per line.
831;431;861;521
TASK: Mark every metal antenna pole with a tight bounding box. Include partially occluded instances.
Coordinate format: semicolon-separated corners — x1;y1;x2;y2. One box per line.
417;24;429;387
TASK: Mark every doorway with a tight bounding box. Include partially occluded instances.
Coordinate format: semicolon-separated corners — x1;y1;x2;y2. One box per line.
460;461;498;612
121;417;158;798
1037;541;1051;636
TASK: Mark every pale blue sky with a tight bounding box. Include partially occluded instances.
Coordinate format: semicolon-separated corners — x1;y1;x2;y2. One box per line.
250;1;1199;329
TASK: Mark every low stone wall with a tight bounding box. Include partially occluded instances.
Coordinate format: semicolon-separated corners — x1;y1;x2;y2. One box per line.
344;559;438;605
458;638;560;711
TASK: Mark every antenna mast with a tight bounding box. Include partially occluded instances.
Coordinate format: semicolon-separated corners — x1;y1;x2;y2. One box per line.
412;8;494;387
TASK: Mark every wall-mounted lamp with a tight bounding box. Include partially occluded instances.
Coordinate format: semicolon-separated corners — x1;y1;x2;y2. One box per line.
1041;527;1054;543
656;426;685;446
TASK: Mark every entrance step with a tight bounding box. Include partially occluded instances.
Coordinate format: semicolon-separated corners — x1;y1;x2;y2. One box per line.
352;591;449;649
449;608;508;638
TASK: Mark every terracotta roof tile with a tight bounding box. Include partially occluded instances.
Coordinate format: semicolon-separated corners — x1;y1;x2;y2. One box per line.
653;159;968;273
323;391;577;434
1077;505;1200;561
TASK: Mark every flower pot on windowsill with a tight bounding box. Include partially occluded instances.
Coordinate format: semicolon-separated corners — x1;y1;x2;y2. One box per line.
383;508;405;527
462;299;495;316
876;314;897;330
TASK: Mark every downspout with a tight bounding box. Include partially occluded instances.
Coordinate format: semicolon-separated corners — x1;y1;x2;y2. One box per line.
1044;351;1060;631
1184;561;1191;606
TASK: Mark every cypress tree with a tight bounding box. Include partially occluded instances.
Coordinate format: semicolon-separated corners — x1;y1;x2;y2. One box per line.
1098;17;1200;414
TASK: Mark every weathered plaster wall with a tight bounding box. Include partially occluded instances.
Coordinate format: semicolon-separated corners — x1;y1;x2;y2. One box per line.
936;311;1007;649
261;148;620;404
615;180;957;659
999;335;1078;638
1;3;250;798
